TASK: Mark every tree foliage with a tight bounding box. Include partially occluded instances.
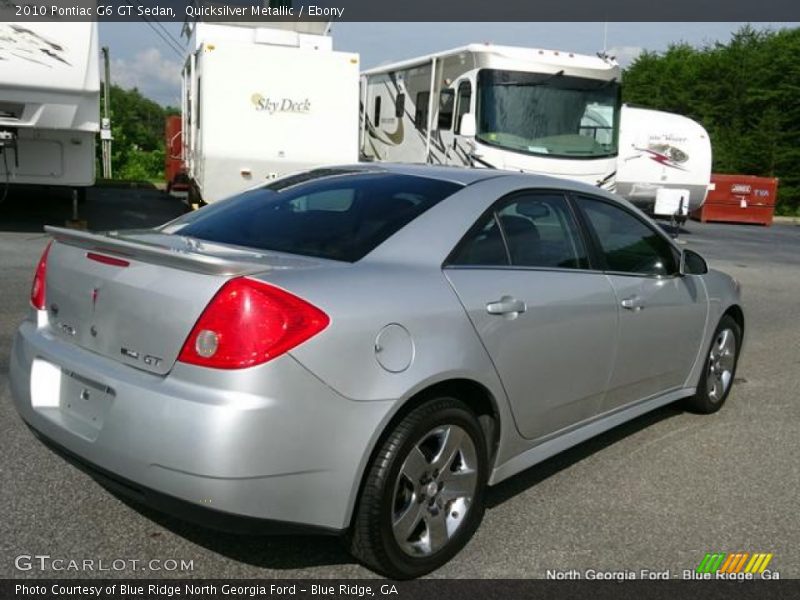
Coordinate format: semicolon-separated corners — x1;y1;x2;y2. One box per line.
99;84;179;181
623;26;800;214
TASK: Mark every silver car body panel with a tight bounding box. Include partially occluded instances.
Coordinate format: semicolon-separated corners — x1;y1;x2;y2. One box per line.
44;242;228;376
42;230;345;376
10;164;744;532
445;267;619;441
600;272;708;410
11;317;393;530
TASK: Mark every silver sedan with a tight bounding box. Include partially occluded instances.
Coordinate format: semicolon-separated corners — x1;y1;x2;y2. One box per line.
10;164;743;578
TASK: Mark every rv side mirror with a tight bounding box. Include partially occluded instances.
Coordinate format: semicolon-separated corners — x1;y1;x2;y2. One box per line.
459;113;476;137
679;249;708;276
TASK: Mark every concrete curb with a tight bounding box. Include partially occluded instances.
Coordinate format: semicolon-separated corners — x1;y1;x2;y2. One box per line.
772;215;799;225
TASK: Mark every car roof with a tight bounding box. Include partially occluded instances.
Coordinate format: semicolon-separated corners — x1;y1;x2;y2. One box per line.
331;162;499;185
342;162;619;198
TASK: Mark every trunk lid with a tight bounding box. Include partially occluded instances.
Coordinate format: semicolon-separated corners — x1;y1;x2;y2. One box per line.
43;226;328;375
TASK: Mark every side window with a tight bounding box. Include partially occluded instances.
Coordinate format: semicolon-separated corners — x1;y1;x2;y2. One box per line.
497;193;588;269
449;214;509;266
415;91;430;131
373;95;381;125
577;196;678;276
454;81;471;134
395;93;405;118
449;191;588;269
438;89;455;130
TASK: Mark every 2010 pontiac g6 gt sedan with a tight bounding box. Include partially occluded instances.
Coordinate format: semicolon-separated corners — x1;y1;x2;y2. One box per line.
11;165;744;578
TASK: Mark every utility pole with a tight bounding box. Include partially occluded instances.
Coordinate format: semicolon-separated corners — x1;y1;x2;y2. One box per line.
100;46;112;178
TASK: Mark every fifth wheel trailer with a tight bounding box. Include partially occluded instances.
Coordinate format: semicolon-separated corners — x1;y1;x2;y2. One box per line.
360;44;712;213
0;23;100;198
182;22;360;204
616;105;712;214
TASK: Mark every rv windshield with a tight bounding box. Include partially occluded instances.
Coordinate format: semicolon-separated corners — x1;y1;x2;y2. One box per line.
476;69;621;159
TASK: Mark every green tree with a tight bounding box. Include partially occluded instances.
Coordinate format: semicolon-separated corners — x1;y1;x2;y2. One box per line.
98;84;172;181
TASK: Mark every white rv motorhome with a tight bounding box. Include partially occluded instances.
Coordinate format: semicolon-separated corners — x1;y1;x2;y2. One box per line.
182;22;360;204
0;23;100;196
360;44;712;212
361;45;622;185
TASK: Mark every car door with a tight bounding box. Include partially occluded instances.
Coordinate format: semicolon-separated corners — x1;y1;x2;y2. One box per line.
574;194;708;411
444;190;619;441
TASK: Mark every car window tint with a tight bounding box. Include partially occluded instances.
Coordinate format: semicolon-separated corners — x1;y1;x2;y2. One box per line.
171;171;462;262
450;192;588;269
497;193;588;269
449;214;509;266
577;196;678;276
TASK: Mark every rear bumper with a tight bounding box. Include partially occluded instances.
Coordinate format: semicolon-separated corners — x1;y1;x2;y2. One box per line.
32;428;341;536
10;318;393;531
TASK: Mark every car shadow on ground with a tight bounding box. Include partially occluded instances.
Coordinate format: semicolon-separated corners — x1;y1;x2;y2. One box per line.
0;186;188;233
486;403;685;508
90;403;686;573
111;494;356;571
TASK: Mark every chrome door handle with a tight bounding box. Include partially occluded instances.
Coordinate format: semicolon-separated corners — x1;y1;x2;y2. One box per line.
621;295;644;311
486;296;527;317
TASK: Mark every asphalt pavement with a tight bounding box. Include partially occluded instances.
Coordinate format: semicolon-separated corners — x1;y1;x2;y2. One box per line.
1;187;798;579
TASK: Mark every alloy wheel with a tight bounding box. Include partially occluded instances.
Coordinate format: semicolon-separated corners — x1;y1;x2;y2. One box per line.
707;327;737;402
391;424;479;557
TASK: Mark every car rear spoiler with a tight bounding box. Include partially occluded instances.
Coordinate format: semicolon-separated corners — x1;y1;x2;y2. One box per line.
44;226;267;276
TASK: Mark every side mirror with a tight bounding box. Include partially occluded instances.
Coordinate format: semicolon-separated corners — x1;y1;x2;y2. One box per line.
458;113;476;137
679;249;708;276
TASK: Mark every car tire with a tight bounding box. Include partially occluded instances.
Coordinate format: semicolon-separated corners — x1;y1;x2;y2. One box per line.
348;397;488;578
684;314;742;414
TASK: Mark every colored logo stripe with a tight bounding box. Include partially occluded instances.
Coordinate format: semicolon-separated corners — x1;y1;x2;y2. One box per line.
697;553;725;573
697;553;774;574
745;553;773;573
721;553;749;573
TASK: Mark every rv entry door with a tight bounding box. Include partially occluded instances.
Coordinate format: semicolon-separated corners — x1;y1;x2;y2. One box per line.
446;79;474;167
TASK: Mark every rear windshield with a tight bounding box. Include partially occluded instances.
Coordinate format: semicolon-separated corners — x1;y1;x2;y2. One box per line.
166;170;462;262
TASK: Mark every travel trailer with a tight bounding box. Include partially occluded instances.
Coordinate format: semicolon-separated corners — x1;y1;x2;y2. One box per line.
0;23;100;198
360;44;711;213
616;105;712;214
182;22;360;204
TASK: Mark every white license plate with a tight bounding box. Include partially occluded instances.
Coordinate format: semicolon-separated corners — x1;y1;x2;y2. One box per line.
30;359;115;429
30;358;62;408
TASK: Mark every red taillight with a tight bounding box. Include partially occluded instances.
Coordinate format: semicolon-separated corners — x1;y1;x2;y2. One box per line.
30;241;53;310
177;277;329;370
